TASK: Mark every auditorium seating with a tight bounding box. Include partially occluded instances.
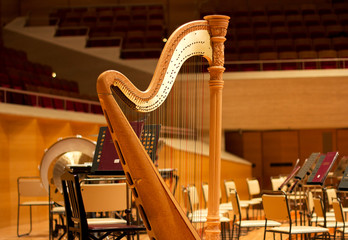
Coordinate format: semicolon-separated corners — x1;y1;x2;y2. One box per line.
200;2;348;72
0;45;101;113
26;2;348;64
48;4;166;58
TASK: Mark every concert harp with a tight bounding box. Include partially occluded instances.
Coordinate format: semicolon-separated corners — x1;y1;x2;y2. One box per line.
97;15;229;240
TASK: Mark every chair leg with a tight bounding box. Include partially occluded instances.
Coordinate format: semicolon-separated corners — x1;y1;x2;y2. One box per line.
237;224;241;240
17;205;33;237
231;223;235;240
221;222;225;240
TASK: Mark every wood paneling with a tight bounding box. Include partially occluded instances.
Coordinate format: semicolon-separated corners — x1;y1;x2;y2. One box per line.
242;132;263;184
262;131;299;190
0;112;104;228
221;72;348;130
224;128;348;190
337;129;348;157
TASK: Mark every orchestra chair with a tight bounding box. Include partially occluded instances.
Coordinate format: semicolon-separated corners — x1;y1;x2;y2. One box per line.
326;188;348;214
270;176;287;191
183;185;230;239
305;192;335;226
262;191;330;240
61;171;145;240
313;196;342;234
224;180;251;218
49;204;66;240
332;198;348;240
48;184;66;240
17;176;52;237
201;183;232;212
230;190;281;240
246;178;263;219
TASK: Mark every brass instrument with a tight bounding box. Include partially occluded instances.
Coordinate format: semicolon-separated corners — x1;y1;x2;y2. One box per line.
97;15;229;240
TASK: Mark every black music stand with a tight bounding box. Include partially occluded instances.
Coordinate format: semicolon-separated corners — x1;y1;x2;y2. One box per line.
306;152;338;186
288;152;320;225
305;151;339;227
139;125;179;195
338;166;348;191
278;159;300;191
91;122;144;175
141;124;161;164
333;156;348;179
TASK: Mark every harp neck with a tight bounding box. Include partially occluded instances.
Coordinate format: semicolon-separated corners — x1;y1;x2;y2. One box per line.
98;20;215;112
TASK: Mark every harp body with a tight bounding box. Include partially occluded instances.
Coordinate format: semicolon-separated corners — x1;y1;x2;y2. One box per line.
97;15;229;240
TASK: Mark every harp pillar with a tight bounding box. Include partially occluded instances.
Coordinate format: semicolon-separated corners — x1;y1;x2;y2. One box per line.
204;15;229;240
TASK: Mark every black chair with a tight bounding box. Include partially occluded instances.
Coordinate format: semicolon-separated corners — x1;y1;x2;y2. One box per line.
61;171;146;240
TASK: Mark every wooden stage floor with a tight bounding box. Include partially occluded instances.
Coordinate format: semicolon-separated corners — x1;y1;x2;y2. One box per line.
0;219;267;240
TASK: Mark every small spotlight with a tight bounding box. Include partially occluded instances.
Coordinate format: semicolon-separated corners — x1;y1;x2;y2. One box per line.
52;72;57;78
162;38;167;43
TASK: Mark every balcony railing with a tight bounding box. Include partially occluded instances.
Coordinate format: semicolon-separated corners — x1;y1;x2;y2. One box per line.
0;87;103;114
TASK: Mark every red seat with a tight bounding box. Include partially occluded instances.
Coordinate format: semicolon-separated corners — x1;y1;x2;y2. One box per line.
238;53;260;71
318;50;338;69
298;50;318;69
259;52;278;70
279;51;299;70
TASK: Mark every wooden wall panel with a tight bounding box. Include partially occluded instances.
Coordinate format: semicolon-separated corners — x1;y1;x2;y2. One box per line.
242;132;263;185
222;73;348;130
0;120;10;228
0;112;105;228
261;131;299;190
337;129;348;157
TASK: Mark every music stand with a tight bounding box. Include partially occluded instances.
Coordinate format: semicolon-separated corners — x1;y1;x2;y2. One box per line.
288;152;320;225
91;121;144;175
306;152;338;186
338;166;348;191
333;156;348;179
140;124;161;164
305;152;339;225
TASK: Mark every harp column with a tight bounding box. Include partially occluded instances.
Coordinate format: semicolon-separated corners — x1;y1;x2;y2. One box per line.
204;15;229;240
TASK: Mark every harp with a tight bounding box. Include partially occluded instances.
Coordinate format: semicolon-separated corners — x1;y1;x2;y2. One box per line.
97;15;229;240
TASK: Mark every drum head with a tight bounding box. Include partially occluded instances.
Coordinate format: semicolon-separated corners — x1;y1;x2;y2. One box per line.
40;136;96;202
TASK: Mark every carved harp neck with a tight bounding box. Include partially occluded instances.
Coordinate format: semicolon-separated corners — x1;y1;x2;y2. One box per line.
98;16;229;112
97;15;229;240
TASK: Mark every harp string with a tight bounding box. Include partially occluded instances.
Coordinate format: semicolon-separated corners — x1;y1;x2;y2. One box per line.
176;56;206;228
113;55;208;229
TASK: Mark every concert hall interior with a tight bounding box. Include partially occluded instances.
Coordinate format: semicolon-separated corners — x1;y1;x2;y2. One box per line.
1;0;348;239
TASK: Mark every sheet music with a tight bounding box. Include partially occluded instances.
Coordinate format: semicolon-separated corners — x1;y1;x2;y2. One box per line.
307;152;339;185
338;166;348;191
278;163;301;191
333;156;348;178
295;152;320;180
91;122;144;175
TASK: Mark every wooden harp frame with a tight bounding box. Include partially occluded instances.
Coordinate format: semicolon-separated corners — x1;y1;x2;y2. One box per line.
97;15;229;240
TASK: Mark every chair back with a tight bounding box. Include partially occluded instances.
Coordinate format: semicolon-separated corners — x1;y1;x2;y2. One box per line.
262;192;290;221
81;183;127;212
306;191;314;214
313;197;325;218
332;198;345;223
187;185;200;209
270;176;284;191
325;188;337;206
182;186;192;215
202;183;209;207
224;180;236;200
247;178;261;196
18;177;48;197
202;183;222;206
61;171;88;238
230;190;241;217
